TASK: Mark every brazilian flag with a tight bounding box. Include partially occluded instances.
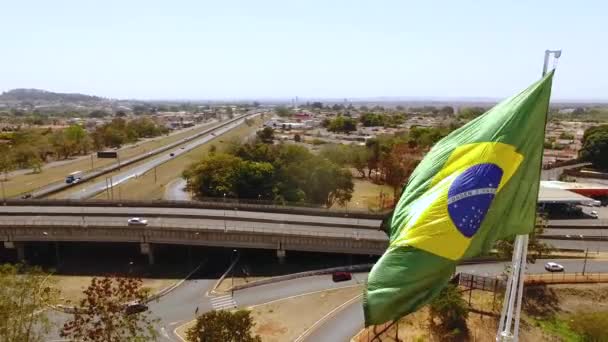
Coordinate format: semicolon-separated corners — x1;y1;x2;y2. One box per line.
364;71;555;325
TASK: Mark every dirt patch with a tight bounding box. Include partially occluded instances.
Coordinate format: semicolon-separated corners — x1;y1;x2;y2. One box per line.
333;179;393;210
52;275;176;305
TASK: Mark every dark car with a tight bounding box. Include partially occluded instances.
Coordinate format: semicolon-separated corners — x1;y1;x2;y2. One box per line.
170;153;175;157
21;193;33;199
332;272;352;282
124;302;148;315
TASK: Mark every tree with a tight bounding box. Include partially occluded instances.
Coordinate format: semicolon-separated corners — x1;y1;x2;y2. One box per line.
89;110;110;118
440;106;455;115
428;284;469;341
183;153;243;198
294;134;301;142
311;102;323;109
579;128;608;170
350;145;371;178
0;263;58;342
60;276;157;342
274;106;292;117
256;127;274;144
327;116;357;133
381;145;421;198
186;310;261;342
458;107;486;120
0;150;15;180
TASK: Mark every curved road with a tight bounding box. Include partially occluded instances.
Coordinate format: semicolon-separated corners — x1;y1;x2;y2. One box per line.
43;259;608;342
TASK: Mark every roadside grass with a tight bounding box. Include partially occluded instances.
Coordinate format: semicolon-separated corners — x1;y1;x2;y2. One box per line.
89;118;263;200
3;121;217;198
530;316;581;342
334;178;393;210
52;275;176;305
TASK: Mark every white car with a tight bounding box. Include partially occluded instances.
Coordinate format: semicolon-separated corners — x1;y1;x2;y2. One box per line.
545;262;564;272
590;211;598;219
127;217;148;226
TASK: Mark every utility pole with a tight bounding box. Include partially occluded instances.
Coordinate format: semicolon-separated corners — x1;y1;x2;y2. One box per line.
1;180;5;203
110;177;114;200
154;167;157;184
582;248;589;275
90;154;94;170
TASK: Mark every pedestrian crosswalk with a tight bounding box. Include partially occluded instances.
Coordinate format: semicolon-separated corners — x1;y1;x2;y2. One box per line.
210;294;237;310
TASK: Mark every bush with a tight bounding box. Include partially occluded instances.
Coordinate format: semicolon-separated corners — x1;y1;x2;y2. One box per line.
311;139;326;145
186;310;261;342
428;284;469;341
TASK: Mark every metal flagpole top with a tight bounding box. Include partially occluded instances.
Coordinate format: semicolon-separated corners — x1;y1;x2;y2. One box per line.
543;50;562;76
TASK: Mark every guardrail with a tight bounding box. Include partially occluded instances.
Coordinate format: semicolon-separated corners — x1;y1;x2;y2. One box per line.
20;112;258;199
2;199;390;219
525;272;608;285
0;220;388;240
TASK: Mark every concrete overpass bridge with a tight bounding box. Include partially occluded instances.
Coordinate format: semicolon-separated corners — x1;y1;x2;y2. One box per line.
0;200;389;263
2;199;607;264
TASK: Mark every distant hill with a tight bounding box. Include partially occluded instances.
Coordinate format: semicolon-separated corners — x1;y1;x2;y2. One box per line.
0;88;105;103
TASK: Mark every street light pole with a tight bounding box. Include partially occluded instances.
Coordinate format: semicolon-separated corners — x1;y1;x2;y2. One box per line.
582;248;589;275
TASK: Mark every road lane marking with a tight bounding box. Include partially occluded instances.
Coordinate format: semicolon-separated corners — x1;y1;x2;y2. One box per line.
293;293;362;342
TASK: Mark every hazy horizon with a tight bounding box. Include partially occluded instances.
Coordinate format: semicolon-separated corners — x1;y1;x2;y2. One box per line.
2;1;607;101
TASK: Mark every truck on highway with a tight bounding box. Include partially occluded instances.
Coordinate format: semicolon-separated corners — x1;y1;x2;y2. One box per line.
65;171;84;184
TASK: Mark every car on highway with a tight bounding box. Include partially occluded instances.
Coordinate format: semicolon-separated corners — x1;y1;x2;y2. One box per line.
170;153;175;157
127;218;148;226
21;193;32;199
544;262;564;272
590;210;599;219
332;272;352;282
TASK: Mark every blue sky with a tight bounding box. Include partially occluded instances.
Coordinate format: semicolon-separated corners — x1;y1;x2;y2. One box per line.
1;1;606;101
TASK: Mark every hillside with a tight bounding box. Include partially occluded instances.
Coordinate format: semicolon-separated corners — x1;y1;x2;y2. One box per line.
0;88;105;103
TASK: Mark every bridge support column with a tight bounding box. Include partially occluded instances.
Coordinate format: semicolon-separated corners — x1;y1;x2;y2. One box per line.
276;249;286;264
4;242;25;262
140;243;155;265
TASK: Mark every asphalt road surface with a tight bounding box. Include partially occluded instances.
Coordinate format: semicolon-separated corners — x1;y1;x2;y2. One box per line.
0;205;382;229
42;259;608;342
62;115;258;200
1;214;387;241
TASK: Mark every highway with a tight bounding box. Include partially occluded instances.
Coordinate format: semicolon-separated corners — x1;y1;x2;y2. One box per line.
62;114;260;200
1;214;385;239
0;205;381;229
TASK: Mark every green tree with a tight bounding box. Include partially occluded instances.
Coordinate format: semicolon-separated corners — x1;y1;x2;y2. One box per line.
0;150;15;180
327;116;357;133
64;125;91;154
274;106;292;117
256;127;275;144
440;106;455;115
294;134;301;142
458;106;486;120
0;264;58;342
311;102;323;109
428;284;469;341
350;145;371;178
580;127;608;170
234;161;275;199
183;153;243;198
60;276;157;342
186;310;261;342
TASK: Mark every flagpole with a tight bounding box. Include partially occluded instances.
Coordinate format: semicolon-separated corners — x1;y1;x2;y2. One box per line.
496;49;561;342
